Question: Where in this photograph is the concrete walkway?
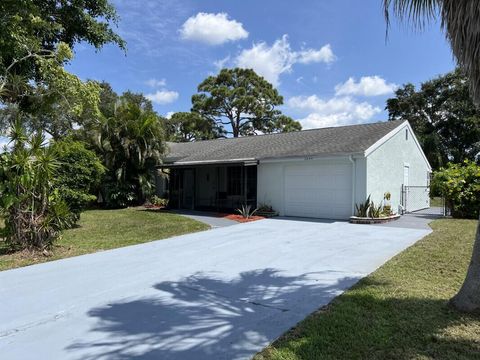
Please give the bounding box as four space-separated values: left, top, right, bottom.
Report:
0 219 430 360
375 208 444 230
171 209 238 228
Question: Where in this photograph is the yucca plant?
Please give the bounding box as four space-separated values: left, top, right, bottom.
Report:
236 204 258 219
355 195 372 217
0 122 75 250
368 203 383 218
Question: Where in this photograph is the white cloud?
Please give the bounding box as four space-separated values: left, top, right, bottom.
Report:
146 78 167 87
180 12 248 45
146 90 179 105
165 111 175 119
234 35 335 86
297 44 336 64
335 76 398 96
213 55 231 70
287 95 381 128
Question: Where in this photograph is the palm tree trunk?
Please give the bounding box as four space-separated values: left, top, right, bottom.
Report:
450 215 480 312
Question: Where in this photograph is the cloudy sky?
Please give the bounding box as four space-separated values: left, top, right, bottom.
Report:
67 0 455 130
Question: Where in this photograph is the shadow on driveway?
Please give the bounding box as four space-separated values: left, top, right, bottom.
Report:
67 269 359 360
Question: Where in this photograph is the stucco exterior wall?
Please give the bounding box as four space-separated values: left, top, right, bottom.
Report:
366 125 430 213
354 157 367 207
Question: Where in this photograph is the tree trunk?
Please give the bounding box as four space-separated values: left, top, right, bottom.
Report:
450 215 480 312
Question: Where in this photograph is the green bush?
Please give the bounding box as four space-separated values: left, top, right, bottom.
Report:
432 160 480 219
52 140 105 220
0 124 75 249
151 195 168 207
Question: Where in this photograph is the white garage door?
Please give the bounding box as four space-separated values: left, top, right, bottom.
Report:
284 162 353 219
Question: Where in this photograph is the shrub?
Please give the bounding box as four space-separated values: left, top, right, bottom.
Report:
432 160 480 219
151 195 168 207
0 124 75 250
52 140 105 220
257 203 275 212
102 180 137 208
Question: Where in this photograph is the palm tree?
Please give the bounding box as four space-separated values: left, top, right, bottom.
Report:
93 99 165 207
384 0 480 312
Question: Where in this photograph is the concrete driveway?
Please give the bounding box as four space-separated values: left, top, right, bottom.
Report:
0 218 430 360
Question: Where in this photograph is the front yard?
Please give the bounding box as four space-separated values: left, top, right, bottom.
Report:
256 218 480 360
0 208 209 271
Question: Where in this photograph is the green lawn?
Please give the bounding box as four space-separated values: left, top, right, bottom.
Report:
0 208 209 271
256 219 480 360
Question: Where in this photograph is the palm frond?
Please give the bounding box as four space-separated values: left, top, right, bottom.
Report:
383 0 441 30
441 0 480 105
384 0 480 105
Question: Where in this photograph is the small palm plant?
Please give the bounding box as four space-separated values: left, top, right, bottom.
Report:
236 203 258 219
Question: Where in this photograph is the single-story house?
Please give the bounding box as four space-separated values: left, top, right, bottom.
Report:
158 120 432 220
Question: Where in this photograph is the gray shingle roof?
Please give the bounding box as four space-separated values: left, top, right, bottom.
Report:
163 120 405 165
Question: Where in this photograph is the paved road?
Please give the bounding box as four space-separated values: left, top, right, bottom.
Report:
0 219 430 360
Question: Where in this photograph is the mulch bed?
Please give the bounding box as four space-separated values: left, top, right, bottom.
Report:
220 214 265 223
143 204 166 210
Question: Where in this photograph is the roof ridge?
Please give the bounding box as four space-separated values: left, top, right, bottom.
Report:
168 120 404 145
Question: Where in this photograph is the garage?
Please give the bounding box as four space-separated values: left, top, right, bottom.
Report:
284 162 353 219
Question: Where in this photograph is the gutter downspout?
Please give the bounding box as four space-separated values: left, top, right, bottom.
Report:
348 155 356 216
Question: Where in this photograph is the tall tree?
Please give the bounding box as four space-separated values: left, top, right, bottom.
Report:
384 0 480 313
192 68 300 137
386 69 480 169
165 112 225 142
263 115 302 134
0 0 124 136
0 0 124 84
88 91 165 207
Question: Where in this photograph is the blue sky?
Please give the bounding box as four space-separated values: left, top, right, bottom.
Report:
67 0 455 129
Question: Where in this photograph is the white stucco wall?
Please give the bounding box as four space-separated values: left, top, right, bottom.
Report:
366 124 431 213
354 157 367 207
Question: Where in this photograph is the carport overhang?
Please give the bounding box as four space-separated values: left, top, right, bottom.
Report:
157 158 259 169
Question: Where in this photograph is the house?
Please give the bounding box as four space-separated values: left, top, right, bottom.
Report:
158 120 432 220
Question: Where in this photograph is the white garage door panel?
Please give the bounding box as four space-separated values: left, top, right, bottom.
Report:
284 163 352 219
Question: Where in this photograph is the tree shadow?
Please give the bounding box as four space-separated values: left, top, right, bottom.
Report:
66 269 361 360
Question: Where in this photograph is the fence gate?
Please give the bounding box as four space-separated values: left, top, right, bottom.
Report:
401 185 448 216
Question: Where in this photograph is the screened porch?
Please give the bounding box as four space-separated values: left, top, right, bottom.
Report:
164 164 257 212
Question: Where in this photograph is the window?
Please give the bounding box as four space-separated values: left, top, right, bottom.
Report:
227 166 242 195
405 129 409 140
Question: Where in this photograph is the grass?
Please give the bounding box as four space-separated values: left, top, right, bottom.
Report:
0 208 209 271
256 218 480 360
